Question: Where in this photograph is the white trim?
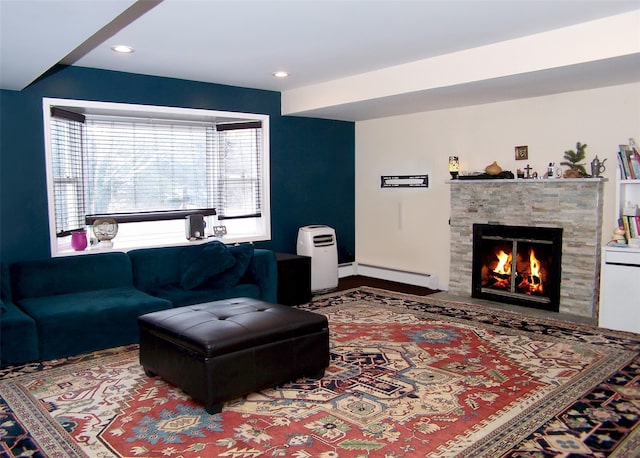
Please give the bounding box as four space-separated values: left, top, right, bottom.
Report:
338 262 356 278
340 262 440 290
42 99 59 255
42 97 271 256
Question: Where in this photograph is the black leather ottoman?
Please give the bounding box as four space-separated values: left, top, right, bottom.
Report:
138 297 330 414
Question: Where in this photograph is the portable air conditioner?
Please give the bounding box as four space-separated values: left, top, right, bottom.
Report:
297 225 338 293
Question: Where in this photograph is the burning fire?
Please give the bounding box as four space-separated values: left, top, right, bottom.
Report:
527 248 543 293
515 247 544 294
529 249 541 281
485 247 546 295
490 250 512 288
493 250 512 275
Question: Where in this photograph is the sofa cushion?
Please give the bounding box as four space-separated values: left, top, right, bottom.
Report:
16 287 172 360
147 283 261 308
129 246 184 291
10 252 133 300
180 241 236 290
206 243 254 289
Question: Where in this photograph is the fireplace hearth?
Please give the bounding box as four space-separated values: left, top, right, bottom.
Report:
472 224 562 312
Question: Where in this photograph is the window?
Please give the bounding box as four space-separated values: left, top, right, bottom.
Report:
43 98 270 255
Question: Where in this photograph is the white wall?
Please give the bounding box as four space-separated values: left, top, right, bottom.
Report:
355 82 640 290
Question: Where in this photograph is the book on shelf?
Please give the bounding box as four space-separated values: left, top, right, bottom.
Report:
632 139 640 179
619 138 640 179
622 216 632 242
620 215 640 242
630 216 639 239
618 144 639 179
618 145 631 178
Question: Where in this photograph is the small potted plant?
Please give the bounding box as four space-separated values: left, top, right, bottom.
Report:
560 142 588 178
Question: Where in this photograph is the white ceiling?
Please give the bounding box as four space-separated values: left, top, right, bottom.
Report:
1 0 639 121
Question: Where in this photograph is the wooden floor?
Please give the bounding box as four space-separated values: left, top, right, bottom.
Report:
334 275 438 296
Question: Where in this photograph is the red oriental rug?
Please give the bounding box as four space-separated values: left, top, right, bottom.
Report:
1 287 639 457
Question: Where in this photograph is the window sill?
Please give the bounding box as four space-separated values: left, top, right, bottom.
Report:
53 216 270 257
55 233 269 257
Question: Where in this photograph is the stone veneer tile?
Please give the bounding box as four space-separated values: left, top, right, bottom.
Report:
448 179 605 318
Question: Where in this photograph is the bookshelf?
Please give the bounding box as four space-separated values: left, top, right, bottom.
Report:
614 140 640 242
599 163 640 333
617 176 640 242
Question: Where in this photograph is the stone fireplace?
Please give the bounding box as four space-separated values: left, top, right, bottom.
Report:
448 178 606 318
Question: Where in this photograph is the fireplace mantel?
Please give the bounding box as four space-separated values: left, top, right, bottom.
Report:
448 178 606 318
446 177 606 185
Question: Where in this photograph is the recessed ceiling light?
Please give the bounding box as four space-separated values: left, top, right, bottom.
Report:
111 45 135 54
272 71 289 78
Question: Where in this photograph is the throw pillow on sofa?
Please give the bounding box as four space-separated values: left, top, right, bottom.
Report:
180 241 236 290
206 243 254 289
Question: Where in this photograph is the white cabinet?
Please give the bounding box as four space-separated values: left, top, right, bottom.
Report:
599 246 640 333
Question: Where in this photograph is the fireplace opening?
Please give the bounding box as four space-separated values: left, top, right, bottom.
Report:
472 224 562 312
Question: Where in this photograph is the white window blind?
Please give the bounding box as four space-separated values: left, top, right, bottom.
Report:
83 118 213 217
49 112 263 234
50 111 85 235
212 122 262 220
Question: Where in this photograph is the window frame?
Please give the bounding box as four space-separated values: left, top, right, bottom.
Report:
42 97 271 256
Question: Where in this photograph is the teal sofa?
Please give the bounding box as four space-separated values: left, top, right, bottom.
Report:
8 252 173 362
128 243 277 307
1 264 39 366
2 242 278 367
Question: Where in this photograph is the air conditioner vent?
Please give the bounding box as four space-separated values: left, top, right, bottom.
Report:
313 234 335 247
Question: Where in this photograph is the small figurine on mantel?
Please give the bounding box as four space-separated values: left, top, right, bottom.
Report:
590 155 607 177
560 142 588 178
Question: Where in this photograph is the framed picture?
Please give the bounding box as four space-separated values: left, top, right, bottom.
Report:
515 145 528 160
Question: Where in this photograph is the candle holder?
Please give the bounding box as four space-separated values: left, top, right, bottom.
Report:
449 156 459 179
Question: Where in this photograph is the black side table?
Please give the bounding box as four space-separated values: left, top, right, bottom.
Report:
275 252 311 306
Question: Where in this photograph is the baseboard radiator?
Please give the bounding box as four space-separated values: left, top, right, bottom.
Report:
338 263 439 290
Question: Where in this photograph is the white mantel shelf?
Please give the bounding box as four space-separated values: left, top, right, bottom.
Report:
446 178 607 184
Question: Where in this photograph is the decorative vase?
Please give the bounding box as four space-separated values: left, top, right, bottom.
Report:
93 218 119 247
485 161 502 175
70 230 87 251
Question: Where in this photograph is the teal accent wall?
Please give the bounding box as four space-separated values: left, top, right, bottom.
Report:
0 66 355 264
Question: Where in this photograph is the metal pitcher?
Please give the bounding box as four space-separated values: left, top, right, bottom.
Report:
590 156 607 177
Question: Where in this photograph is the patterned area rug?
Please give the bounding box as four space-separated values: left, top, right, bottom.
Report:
1 287 639 457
